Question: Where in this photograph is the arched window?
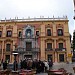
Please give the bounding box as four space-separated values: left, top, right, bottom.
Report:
26 29 32 37
6 30 12 37
57 29 63 36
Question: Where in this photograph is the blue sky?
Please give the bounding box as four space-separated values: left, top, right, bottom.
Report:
0 0 74 37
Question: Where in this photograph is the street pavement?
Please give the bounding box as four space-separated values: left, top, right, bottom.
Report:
36 62 75 75
52 62 75 74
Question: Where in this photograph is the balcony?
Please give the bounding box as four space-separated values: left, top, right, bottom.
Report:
55 48 66 52
45 48 54 52
16 47 40 54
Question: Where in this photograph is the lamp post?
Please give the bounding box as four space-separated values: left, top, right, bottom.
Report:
12 51 18 71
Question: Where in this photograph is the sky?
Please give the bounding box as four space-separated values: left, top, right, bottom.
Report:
0 0 74 37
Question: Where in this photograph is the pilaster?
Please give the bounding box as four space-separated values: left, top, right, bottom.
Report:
40 38 45 61
54 40 58 62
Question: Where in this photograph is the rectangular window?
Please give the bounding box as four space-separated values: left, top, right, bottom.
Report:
57 29 63 36
6 55 10 62
18 31 22 37
0 31 2 37
7 31 12 37
47 43 52 49
47 29 51 36
59 54 64 62
59 43 63 49
6 44 11 51
36 31 39 36
26 42 32 51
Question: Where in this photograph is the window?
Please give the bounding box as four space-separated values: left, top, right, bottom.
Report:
59 43 63 49
6 55 10 62
47 29 51 36
0 31 2 37
57 29 63 36
47 43 52 49
36 31 39 36
6 31 12 37
6 44 11 51
59 54 64 62
18 31 22 37
26 42 32 51
26 29 31 37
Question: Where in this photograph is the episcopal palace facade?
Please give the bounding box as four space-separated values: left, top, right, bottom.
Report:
0 17 71 63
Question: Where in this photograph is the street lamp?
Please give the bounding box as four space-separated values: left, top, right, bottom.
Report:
12 51 18 71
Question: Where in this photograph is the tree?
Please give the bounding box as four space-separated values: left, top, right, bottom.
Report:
73 30 75 57
70 34 72 43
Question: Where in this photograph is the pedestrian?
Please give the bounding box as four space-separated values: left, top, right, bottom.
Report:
20 60 23 69
41 61 45 72
13 60 18 71
48 60 53 69
3 60 7 70
44 60 49 72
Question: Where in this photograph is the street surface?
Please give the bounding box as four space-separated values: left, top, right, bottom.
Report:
36 62 75 75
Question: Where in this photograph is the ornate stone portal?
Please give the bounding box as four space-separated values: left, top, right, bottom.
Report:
17 25 39 60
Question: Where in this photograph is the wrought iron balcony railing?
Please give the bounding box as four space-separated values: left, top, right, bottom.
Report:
16 47 40 53
45 48 54 51
55 48 66 51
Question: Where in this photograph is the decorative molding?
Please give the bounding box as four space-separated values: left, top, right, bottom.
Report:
0 26 3 29
45 24 53 28
56 24 63 28
57 38 65 42
5 39 13 42
6 25 13 29
45 38 54 42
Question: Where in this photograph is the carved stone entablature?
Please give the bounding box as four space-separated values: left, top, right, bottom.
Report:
6 25 13 29
56 24 63 28
45 38 54 42
5 39 13 42
45 24 53 28
0 26 3 30
57 38 65 42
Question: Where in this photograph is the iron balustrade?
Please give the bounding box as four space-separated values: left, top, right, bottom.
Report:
55 48 66 51
16 48 40 54
45 48 54 51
